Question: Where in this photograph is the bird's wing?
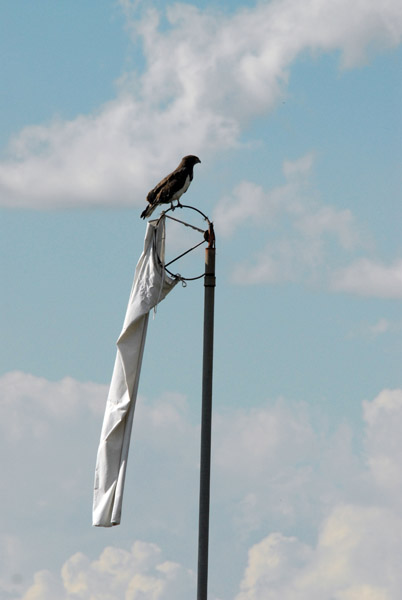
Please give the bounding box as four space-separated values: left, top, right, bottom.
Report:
147 167 189 205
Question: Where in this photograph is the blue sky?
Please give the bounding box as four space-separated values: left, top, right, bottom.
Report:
1 1 402 598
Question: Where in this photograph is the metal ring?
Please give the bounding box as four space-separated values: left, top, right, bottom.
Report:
161 203 211 225
156 204 212 281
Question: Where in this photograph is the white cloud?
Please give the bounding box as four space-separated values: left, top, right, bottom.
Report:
215 154 361 285
295 205 357 251
231 237 322 285
0 372 200 597
214 151 400 293
21 542 195 600
21 570 64 600
235 388 402 599
331 258 402 298
0 97 226 209
0 370 106 442
0 372 198 522
1 0 402 207
0 535 28 600
213 153 314 237
236 504 402 600
349 317 402 339
212 399 367 539
3 372 402 598
368 317 391 336
363 389 402 498
282 154 315 179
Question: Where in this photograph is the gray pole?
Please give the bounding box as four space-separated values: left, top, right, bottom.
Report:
197 224 216 600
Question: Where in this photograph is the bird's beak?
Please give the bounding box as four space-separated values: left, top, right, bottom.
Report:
197 158 201 163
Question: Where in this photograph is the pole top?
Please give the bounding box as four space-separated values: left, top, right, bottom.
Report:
204 222 215 249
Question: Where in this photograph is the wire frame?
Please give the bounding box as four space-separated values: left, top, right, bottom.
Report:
155 204 213 281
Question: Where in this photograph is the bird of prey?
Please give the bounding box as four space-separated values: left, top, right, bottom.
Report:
140 155 201 219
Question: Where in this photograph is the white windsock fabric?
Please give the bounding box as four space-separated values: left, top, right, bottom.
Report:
93 216 178 527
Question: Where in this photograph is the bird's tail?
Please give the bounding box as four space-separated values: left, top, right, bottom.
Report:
140 203 156 219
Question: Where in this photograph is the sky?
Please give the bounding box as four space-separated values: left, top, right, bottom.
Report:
1 0 402 598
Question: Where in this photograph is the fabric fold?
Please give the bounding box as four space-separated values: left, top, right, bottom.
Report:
93 216 178 527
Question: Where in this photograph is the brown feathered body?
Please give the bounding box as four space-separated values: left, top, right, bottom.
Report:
141 155 201 219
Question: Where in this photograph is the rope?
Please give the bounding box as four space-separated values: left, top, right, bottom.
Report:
164 214 206 234
164 267 205 284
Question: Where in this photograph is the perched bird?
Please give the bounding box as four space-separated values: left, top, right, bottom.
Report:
141 155 201 219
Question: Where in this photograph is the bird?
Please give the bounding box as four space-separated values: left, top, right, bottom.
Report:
140 155 201 219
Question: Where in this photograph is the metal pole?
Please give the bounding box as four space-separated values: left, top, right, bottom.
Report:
197 224 216 600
